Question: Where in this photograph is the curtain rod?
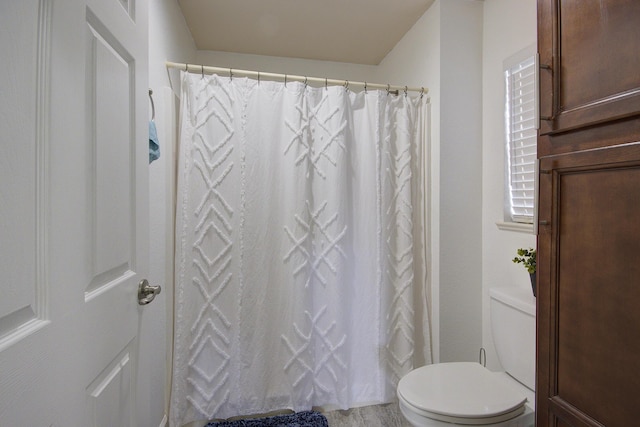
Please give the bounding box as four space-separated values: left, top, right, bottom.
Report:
166 61 428 96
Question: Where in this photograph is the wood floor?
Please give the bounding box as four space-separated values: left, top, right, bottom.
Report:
323 402 411 427
200 402 411 427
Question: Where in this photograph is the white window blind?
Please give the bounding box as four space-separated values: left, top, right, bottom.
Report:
505 54 537 224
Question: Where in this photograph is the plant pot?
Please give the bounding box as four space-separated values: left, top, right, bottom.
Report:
529 272 537 297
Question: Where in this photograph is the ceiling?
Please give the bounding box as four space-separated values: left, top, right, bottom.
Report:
177 0 436 65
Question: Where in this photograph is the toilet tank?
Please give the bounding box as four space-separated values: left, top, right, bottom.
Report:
490 286 536 391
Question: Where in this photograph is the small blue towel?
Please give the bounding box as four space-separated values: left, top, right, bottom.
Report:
149 120 160 164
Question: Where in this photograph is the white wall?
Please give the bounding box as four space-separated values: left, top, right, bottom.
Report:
378 0 484 363
149 0 197 93
378 0 538 370
376 0 442 362
148 0 196 423
195 50 378 85
481 0 537 371
195 0 485 365
152 0 538 381
438 0 484 363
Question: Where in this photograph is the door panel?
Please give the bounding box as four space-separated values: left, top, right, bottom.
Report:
559 0 640 111
537 143 640 427
0 0 153 425
86 12 135 296
86 340 136 427
0 0 50 353
557 165 640 425
538 0 640 136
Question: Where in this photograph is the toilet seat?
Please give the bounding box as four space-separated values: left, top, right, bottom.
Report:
397 362 528 425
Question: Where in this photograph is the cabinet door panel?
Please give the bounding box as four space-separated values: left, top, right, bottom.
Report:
537 143 640 427
538 0 640 136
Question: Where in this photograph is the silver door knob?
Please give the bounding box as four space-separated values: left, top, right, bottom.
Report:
138 279 161 305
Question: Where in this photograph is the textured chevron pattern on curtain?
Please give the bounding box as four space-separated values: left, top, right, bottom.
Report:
170 72 431 427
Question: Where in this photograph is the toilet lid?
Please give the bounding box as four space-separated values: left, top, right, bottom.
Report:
397 362 527 422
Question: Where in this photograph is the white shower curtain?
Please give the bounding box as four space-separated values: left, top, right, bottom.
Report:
170 72 430 426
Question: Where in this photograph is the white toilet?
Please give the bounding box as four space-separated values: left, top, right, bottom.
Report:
397 286 536 426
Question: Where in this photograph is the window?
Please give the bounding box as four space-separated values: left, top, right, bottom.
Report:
504 46 537 225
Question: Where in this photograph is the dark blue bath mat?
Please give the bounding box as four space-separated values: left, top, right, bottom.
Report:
205 410 328 427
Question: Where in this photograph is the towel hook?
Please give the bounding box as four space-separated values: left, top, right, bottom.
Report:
479 347 487 367
148 89 155 121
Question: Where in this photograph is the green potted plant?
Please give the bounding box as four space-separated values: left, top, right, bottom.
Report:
513 248 536 297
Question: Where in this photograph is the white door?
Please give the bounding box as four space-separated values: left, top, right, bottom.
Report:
0 0 162 425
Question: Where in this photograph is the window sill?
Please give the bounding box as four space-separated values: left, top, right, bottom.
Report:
496 221 534 234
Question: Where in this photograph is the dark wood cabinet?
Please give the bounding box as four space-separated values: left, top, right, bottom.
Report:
537 0 640 140
536 1 640 426
537 144 640 427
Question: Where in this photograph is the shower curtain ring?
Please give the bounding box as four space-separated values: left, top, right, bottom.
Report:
258 71 261 85
304 76 308 87
201 65 204 79
325 78 328 91
364 82 368 93
404 86 408 97
344 80 349 91
284 75 288 87
184 63 188 72
420 87 425 99
386 84 390 95
229 68 233 81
